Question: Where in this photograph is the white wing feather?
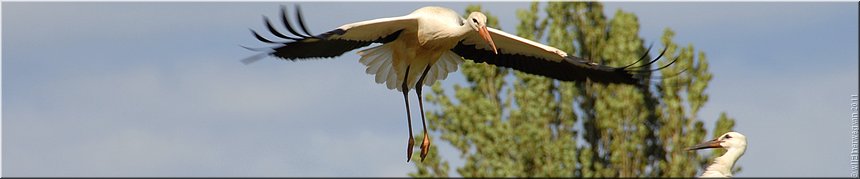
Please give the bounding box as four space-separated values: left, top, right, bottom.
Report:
327 16 418 42
460 27 567 62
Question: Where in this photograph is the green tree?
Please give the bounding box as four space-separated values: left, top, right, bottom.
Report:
411 2 738 177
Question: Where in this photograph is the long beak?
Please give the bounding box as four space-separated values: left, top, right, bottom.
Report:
687 138 723 151
478 26 498 54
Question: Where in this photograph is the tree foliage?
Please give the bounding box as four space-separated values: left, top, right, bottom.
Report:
410 2 738 177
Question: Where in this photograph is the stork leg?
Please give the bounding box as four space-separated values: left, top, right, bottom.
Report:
415 64 432 161
401 66 415 162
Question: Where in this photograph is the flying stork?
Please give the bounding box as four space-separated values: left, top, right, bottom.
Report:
243 5 674 162
688 132 748 177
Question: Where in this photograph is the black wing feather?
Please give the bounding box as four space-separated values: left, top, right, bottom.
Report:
246 7 403 61
452 43 655 85
280 5 310 38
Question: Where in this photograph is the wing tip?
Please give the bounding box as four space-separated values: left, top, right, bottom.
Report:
240 53 270 65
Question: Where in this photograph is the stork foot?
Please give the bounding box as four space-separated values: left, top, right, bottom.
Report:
420 133 430 161
407 136 415 162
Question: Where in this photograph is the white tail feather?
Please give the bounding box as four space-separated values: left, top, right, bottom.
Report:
376 60 393 84
425 50 462 86
359 46 463 91
366 56 386 75
386 63 399 90
358 45 399 90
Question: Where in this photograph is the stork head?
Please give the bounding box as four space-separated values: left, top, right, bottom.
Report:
688 132 747 151
466 12 497 54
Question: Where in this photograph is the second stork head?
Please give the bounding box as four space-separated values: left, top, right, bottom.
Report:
688 132 747 151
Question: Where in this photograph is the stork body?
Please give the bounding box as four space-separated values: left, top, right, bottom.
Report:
688 132 748 178
354 7 498 161
356 7 497 93
370 7 462 91
245 5 672 162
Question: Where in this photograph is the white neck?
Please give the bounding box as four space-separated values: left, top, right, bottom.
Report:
454 22 474 39
702 147 746 177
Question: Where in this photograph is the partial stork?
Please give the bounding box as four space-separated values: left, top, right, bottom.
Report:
688 132 748 177
243 5 674 162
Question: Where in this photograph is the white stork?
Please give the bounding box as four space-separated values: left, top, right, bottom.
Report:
244 5 673 162
688 132 748 178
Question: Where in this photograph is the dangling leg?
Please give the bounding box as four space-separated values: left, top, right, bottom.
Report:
401 66 415 162
415 64 433 161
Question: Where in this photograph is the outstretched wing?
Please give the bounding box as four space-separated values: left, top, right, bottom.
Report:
243 6 418 64
453 27 672 85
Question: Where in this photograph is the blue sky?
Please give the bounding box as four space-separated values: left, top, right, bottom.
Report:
2 1 858 177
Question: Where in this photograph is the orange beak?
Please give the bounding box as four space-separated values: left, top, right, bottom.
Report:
687 138 723 151
478 26 498 54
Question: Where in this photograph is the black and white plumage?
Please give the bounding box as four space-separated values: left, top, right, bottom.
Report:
243 5 673 162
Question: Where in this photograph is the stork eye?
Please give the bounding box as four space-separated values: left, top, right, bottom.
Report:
472 18 478 24
724 134 732 139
